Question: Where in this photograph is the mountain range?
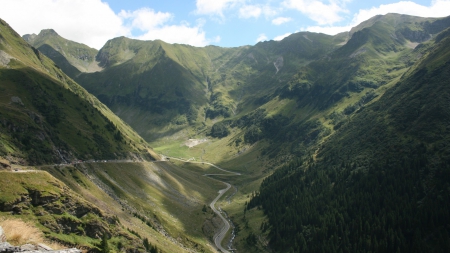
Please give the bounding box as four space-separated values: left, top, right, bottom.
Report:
0 12 449 253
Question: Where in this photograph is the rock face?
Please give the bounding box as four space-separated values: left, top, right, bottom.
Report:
0 226 81 253
0 172 118 246
0 158 10 170
0 50 15 68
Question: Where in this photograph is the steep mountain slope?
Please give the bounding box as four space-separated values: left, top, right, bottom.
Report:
26 31 343 141
0 19 157 164
0 170 148 252
224 14 450 159
247 23 450 253
75 37 213 139
1 19 221 253
41 161 228 253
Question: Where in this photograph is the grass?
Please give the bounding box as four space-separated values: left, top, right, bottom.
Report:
43 162 230 252
0 218 64 249
0 171 61 205
0 170 146 252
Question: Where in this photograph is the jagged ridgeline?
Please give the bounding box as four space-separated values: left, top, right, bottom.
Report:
0 19 158 164
248 17 450 252
25 27 345 141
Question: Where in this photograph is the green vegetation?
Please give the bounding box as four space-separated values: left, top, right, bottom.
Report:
0 18 156 164
28 27 344 143
7 13 450 253
0 171 144 251
42 161 228 253
247 20 450 252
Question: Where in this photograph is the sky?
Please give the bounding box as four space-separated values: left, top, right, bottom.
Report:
1 0 450 49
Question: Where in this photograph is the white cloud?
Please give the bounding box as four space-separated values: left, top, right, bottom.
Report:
119 8 211 46
274 32 292 41
0 0 126 49
272 17 292 25
136 24 210 46
119 8 172 31
195 0 242 17
302 25 352 35
239 5 262 19
212 36 222 43
262 5 279 17
256 33 268 42
0 0 214 49
239 4 279 19
283 0 349 25
350 0 450 26
301 0 450 35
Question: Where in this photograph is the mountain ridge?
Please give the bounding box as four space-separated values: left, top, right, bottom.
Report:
0 18 157 164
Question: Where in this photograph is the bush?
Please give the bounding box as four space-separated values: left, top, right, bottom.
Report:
209 122 229 138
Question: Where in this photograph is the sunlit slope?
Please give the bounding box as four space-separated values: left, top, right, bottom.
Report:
0 19 157 164
43 161 229 253
0 169 150 251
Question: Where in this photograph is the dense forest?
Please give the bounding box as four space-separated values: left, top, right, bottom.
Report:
248 152 450 252
248 25 450 253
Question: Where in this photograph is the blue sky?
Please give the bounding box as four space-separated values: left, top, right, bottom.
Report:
1 0 450 49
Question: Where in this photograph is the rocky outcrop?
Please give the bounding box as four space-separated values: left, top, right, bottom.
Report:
398 27 431 42
0 158 10 170
0 175 115 240
273 56 284 74
0 50 15 68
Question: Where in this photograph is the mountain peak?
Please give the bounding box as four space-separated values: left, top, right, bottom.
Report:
39 28 59 36
22 33 37 43
23 29 60 44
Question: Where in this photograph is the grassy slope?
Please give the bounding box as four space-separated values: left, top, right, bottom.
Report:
0 170 145 251
1 160 235 252
319 26 450 166
0 18 157 164
42 161 229 253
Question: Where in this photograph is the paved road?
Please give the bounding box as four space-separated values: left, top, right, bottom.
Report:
210 182 232 253
162 156 240 176
6 156 238 252
164 156 239 253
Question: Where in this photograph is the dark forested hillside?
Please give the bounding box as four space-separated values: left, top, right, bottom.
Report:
248 27 450 253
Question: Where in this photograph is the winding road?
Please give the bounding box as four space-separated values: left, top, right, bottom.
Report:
164 156 240 253
6 156 239 252
210 181 232 253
